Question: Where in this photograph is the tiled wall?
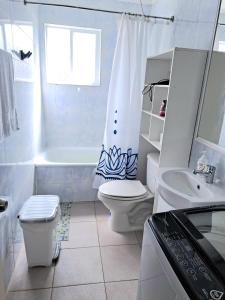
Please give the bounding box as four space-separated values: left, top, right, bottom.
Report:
190 140 225 185
39 0 151 149
0 0 41 288
38 0 220 149
148 0 220 176
148 0 219 56
35 165 97 202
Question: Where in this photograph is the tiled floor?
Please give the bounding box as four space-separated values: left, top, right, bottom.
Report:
7 202 143 300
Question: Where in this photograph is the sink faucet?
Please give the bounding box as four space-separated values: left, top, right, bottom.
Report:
193 165 216 184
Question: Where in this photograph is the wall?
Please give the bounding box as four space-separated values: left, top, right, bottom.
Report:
38 0 151 149
189 3 225 179
145 0 220 182
38 0 220 150
148 0 219 57
0 0 41 288
190 140 225 184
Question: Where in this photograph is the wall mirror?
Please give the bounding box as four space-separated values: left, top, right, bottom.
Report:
197 0 225 148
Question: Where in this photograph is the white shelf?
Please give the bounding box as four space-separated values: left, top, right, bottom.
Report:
153 85 169 89
149 140 161 151
141 134 161 151
142 110 151 116
142 110 165 121
138 48 207 183
141 133 151 143
148 152 160 165
148 49 173 60
151 113 165 121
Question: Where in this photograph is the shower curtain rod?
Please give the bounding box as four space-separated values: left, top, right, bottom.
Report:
23 0 175 22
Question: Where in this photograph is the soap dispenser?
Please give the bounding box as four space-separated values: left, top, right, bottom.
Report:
197 151 208 171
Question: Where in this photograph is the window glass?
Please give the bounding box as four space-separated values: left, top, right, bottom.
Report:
46 26 71 84
45 24 101 86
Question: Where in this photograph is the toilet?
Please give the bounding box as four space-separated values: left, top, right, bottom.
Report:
98 153 157 232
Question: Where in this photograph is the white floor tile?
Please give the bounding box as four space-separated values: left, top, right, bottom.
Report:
8 249 54 291
70 202 95 222
61 222 99 248
135 231 143 245
54 248 104 287
7 289 51 300
52 283 106 300
97 220 138 246
105 280 138 300
95 202 110 221
101 245 141 282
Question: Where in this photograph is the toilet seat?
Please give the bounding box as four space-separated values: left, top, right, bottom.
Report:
99 180 147 199
98 190 151 202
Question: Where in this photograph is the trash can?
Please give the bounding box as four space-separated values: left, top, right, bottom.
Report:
18 195 61 267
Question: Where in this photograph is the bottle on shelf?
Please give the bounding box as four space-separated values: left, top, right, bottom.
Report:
159 100 167 117
197 151 208 171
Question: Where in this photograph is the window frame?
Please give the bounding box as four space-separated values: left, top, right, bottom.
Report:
44 23 101 86
0 21 34 82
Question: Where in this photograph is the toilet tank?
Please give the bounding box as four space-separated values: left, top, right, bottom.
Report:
147 153 159 194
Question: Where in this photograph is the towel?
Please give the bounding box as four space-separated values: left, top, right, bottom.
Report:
0 49 19 139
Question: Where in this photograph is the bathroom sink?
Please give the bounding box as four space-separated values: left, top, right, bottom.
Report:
158 168 225 209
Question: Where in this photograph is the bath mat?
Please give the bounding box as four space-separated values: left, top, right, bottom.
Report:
56 202 72 241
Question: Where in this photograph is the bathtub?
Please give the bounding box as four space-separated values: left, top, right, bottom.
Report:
34 147 101 202
35 147 100 165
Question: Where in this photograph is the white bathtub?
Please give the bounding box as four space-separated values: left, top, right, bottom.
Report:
35 147 100 166
34 147 100 202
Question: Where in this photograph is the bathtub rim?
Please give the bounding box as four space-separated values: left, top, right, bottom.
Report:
34 147 100 166
34 161 98 167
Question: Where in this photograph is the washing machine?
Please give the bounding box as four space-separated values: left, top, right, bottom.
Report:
138 205 225 300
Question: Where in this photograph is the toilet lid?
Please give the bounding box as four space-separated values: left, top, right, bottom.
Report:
98 191 151 201
19 195 59 223
99 180 147 198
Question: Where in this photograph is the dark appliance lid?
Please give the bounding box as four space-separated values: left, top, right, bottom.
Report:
150 205 225 300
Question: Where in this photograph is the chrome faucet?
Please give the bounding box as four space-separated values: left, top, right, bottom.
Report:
193 165 216 184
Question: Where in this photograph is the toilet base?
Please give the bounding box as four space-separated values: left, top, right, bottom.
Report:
110 212 144 232
98 187 154 233
104 197 153 232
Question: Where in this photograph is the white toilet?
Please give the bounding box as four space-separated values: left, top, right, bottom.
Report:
98 154 158 232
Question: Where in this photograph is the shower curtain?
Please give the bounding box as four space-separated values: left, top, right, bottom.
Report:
94 14 151 187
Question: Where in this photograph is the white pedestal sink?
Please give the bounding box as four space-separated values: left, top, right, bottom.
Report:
155 168 225 212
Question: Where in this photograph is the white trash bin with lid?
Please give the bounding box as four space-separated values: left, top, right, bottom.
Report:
18 195 61 267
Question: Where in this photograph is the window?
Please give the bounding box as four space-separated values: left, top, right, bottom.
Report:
45 24 101 86
1 23 34 81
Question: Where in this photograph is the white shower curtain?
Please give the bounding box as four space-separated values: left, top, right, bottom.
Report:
94 14 151 187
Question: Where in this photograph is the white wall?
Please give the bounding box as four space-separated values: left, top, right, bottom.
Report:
0 0 41 287
148 0 219 56
38 0 152 149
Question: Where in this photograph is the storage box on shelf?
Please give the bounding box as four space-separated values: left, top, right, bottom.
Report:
137 47 207 184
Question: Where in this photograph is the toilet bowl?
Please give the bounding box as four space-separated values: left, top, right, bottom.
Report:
98 180 153 232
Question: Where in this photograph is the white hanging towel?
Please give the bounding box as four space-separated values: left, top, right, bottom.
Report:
0 49 19 139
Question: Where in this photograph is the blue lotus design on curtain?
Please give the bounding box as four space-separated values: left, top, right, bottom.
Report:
96 145 138 180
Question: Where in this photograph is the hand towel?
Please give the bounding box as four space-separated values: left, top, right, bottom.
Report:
0 49 19 139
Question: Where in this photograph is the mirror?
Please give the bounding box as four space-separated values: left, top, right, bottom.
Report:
198 0 225 147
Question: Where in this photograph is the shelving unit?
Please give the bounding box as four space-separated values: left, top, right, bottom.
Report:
137 47 208 183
